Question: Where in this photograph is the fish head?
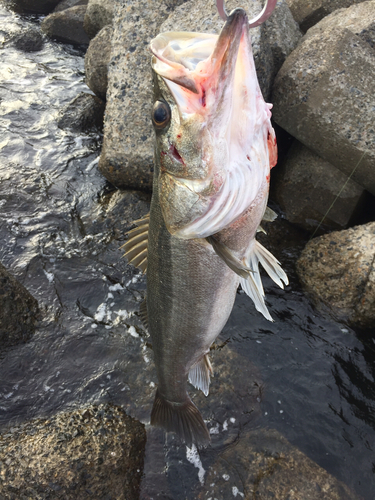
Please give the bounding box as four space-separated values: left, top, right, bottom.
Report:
150 8 277 238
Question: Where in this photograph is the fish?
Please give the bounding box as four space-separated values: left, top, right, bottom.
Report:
123 7 288 447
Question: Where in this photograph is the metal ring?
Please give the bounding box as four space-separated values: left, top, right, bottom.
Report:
216 0 278 27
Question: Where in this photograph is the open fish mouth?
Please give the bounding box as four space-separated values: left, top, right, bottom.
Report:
150 9 275 238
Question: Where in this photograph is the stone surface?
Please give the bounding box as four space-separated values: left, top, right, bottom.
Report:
0 404 146 500
54 0 88 12
100 0 301 190
57 92 105 132
10 27 45 52
85 25 112 100
5 0 61 13
286 0 369 31
0 262 39 350
274 140 366 232
41 5 90 46
198 427 360 499
296 221 375 328
83 0 115 39
272 1 375 195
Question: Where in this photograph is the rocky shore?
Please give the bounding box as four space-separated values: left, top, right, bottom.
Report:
1 0 374 498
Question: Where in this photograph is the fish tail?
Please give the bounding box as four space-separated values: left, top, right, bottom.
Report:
151 389 210 447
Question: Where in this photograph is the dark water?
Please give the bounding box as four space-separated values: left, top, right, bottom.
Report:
0 5 374 500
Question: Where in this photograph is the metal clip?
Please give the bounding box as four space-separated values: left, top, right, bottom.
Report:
216 0 277 27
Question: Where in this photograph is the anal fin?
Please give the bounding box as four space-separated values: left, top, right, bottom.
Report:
188 354 212 397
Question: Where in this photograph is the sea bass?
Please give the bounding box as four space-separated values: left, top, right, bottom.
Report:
124 7 288 447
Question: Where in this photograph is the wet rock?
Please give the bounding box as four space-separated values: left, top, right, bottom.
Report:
41 5 90 46
10 27 45 52
85 25 112 100
274 140 366 232
272 1 375 196
54 0 88 12
286 0 369 32
99 0 188 191
0 404 146 500
57 92 105 133
0 262 39 349
83 0 115 39
5 0 61 14
296 222 375 328
198 427 360 499
100 0 300 191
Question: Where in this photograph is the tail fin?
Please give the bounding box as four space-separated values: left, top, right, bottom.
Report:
151 389 210 447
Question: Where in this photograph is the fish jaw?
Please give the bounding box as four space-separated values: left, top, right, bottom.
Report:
150 8 276 239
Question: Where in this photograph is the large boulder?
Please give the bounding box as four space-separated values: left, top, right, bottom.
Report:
57 92 106 133
0 404 146 500
54 0 88 12
274 140 366 232
5 0 61 13
41 5 90 46
100 0 301 190
272 1 375 196
198 428 360 499
83 0 115 39
0 262 39 350
296 222 375 328
85 25 113 100
286 0 370 32
10 27 45 52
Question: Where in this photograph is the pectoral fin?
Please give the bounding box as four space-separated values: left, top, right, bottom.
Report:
206 235 252 279
121 214 149 273
188 354 213 397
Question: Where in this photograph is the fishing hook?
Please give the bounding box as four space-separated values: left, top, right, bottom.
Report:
216 0 278 27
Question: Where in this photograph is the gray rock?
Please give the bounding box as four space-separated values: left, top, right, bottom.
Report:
99 0 189 191
0 262 39 350
5 0 61 13
11 27 45 52
41 5 90 46
272 1 375 196
198 427 360 499
286 0 370 32
83 0 115 39
296 221 375 328
85 25 113 100
0 404 146 500
57 92 105 133
100 0 301 190
274 140 366 232
54 0 88 12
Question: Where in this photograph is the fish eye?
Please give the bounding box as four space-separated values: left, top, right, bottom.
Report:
152 100 171 129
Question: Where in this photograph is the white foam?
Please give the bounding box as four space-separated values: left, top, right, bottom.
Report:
186 444 205 485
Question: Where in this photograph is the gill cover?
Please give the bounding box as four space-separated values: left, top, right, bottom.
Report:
150 8 277 239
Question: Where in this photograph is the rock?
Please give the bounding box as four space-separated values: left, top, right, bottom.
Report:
41 5 90 46
296 222 375 328
5 0 61 13
83 0 115 39
274 140 366 232
85 25 112 100
272 1 375 196
100 0 301 190
198 427 360 499
57 92 105 133
99 0 189 191
10 27 45 52
54 0 88 12
286 0 369 32
0 262 39 349
0 404 146 500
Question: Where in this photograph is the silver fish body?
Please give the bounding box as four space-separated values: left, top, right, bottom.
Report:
124 8 288 446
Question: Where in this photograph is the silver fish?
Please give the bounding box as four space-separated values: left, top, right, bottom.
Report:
124 6 288 446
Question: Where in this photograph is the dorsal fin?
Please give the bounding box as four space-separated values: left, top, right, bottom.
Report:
121 214 149 273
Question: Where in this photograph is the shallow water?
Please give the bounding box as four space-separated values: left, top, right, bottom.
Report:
0 6 374 500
